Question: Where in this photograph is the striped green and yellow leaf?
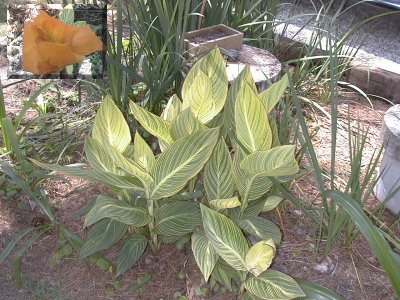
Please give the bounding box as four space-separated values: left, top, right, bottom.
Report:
117 235 147 276
209 197 241 210
235 83 272 153
200 204 249 271
162 94 182 122
204 138 234 200
133 132 155 172
80 218 127 258
244 270 305 300
258 74 288 114
84 195 152 227
92 95 131 153
170 108 205 140
240 145 299 178
191 230 219 281
129 101 173 145
235 216 281 244
150 128 219 200
155 201 201 236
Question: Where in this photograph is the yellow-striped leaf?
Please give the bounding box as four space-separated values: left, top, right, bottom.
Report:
235 83 272 153
209 197 241 210
155 201 201 236
129 101 173 145
245 239 276 276
200 204 249 271
117 235 147 276
162 94 182 122
262 196 283 212
170 108 205 140
204 138 234 200
224 66 257 135
183 72 215 124
240 145 299 178
85 137 153 185
80 219 127 258
92 95 131 153
84 195 151 227
133 132 155 172
150 128 219 200
182 48 228 123
258 74 288 114
235 216 281 244
244 270 305 299
191 230 219 281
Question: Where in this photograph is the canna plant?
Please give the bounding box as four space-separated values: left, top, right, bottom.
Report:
32 49 342 299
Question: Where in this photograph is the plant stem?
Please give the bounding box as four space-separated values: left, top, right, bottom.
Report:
146 189 160 253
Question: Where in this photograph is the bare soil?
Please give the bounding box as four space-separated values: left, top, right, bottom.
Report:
0 49 399 299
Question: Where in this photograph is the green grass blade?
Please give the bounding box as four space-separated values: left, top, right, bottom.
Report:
325 190 400 297
0 227 34 263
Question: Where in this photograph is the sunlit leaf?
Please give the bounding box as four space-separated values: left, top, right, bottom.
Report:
133 132 155 172
258 74 288 114
245 239 276 276
170 108 205 140
191 230 219 281
209 197 241 210
235 216 281 244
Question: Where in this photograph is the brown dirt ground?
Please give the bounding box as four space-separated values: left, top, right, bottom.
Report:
0 46 399 299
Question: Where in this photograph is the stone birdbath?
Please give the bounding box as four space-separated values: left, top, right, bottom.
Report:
375 104 400 214
185 24 281 91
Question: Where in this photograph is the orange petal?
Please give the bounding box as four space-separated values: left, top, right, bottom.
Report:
22 22 59 74
36 41 85 70
70 25 104 55
33 10 79 43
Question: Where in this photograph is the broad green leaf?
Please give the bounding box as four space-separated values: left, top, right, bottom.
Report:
183 72 215 124
30 159 144 191
224 66 257 136
235 216 281 244
325 190 400 297
80 219 127 258
129 101 173 145
229 197 269 219
258 74 288 114
182 48 228 120
155 201 201 236
92 95 131 153
85 137 153 185
269 117 281 148
84 195 151 227
170 108 205 140
209 197 241 210
233 148 273 205
262 196 283 212
245 239 276 276
241 145 299 178
191 230 219 281
295 279 344 300
211 258 245 291
58 4 74 24
235 83 272 153
133 132 155 172
244 270 305 300
150 128 219 200
200 204 249 271
161 94 182 122
204 138 234 201
117 235 148 276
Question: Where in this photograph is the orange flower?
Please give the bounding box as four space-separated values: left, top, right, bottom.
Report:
23 10 104 74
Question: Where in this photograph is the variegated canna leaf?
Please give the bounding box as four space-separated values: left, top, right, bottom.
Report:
182 48 228 123
204 138 234 200
84 195 152 227
244 270 305 300
117 235 147 276
129 101 173 145
92 95 131 153
235 216 281 244
133 132 155 172
240 145 299 178
235 83 272 153
200 204 249 271
209 197 241 210
258 74 288 114
245 239 276 276
191 230 219 281
170 108 205 140
150 128 219 200
162 94 182 122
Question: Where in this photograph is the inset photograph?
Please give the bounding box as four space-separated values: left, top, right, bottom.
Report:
7 4 106 79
